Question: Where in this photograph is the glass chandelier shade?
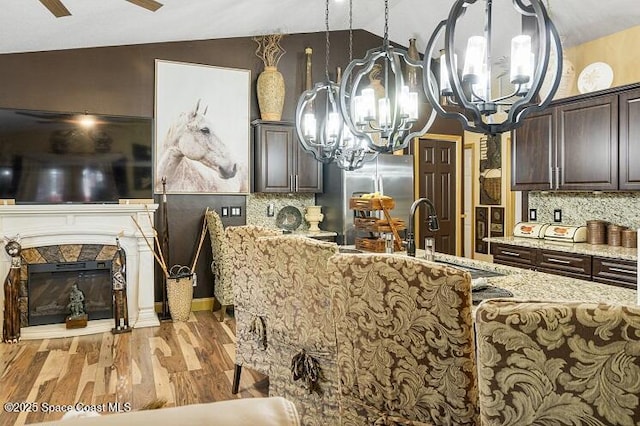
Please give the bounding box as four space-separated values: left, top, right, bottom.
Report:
423 0 563 135
294 0 378 170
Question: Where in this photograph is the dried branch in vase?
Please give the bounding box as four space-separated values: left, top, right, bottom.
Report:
254 34 286 68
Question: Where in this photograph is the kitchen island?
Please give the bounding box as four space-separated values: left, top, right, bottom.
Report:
340 247 637 306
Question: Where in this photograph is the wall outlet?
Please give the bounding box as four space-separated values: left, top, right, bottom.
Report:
230 206 242 217
221 206 229 217
267 203 275 217
529 208 537 221
553 209 562 223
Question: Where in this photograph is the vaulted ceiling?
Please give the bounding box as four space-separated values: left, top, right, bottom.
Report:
1 0 638 55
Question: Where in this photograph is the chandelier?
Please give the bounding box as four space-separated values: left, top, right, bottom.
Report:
338 0 436 153
423 0 563 135
295 0 377 170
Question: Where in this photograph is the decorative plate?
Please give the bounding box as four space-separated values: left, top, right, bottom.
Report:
276 206 302 231
577 62 614 94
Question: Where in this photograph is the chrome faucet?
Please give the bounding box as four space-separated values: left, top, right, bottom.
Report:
406 197 440 257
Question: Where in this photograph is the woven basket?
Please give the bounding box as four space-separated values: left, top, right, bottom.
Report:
167 276 194 322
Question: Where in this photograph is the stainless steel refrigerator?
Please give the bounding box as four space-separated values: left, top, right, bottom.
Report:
317 154 414 245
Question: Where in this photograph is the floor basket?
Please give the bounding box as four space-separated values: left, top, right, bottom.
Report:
167 275 194 321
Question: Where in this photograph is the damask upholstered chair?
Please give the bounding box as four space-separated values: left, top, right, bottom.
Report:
226 225 281 394
475 299 640 426
205 210 233 321
328 253 479 426
256 235 340 426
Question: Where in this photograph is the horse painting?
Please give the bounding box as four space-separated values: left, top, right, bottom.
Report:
156 100 247 193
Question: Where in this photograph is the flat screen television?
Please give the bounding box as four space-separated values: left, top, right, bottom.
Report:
0 108 153 203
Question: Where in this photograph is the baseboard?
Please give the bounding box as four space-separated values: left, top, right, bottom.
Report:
154 297 215 313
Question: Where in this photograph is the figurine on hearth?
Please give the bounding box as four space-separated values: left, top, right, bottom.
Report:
112 236 130 334
66 282 88 329
2 236 21 344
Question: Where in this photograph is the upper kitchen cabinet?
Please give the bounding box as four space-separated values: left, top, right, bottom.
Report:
619 87 640 190
511 109 554 190
555 94 618 190
511 83 640 191
253 120 322 193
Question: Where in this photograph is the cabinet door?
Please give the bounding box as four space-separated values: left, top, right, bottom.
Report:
619 88 640 190
293 141 323 192
556 95 618 190
511 109 554 190
254 123 294 192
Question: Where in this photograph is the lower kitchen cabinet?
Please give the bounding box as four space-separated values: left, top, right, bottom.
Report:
491 243 636 289
592 257 637 289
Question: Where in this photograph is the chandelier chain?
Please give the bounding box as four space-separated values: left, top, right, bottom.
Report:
383 0 389 47
348 0 353 62
325 0 330 81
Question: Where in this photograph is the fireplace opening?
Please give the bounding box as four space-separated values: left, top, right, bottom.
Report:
27 260 113 326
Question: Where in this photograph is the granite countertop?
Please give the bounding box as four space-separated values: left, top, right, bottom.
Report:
338 246 637 306
486 236 638 261
289 230 337 238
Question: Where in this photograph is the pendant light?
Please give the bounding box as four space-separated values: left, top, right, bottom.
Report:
338 0 437 153
423 0 563 135
295 0 377 170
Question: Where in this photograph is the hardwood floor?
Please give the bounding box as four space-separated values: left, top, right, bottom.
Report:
0 311 267 425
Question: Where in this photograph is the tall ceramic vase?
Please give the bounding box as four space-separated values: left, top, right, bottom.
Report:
257 66 285 121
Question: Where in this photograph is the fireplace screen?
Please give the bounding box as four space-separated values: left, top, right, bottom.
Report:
28 260 113 326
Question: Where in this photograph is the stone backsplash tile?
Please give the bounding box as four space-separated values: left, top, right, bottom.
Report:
529 192 640 228
246 193 316 231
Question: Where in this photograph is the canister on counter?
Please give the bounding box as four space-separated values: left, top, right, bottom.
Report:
621 229 637 248
586 220 607 245
607 224 624 246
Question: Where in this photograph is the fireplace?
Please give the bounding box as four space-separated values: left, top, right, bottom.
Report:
0 203 159 339
28 260 113 326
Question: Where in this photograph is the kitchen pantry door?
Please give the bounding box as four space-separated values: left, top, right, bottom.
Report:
414 134 463 256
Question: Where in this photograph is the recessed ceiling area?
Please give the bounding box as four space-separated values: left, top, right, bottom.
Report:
0 0 638 54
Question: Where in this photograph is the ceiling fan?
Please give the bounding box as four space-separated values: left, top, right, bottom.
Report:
38 0 163 18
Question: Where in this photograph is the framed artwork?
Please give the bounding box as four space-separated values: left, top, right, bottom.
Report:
154 59 251 194
475 206 489 254
479 134 502 205
490 206 505 237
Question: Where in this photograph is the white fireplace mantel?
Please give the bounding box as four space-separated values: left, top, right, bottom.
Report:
0 203 160 339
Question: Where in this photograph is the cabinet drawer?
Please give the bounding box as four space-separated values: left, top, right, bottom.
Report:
491 244 536 269
592 257 637 289
537 249 591 280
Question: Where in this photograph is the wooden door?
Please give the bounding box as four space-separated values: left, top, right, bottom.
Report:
619 88 640 190
556 94 618 190
511 109 554 190
253 121 294 192
416 137 457 255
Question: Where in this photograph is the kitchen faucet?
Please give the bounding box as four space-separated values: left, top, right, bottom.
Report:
406 197 440 257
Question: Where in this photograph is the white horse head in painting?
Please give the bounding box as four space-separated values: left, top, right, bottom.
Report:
156 100 246 193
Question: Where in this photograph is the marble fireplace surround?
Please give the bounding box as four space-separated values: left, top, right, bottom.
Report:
0 204 160 339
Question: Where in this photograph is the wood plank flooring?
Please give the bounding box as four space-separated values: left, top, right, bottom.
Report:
0 311 267 425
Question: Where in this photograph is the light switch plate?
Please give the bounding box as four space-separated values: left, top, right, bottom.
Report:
230 206 242 217
267 203 275 217
553 209 562 223
529 208 537 221
221 206 229 217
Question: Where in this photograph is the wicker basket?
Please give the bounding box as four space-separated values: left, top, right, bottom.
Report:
349 196 395 211
167 275 194 321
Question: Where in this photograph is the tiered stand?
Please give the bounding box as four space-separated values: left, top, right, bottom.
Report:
349 196 406 252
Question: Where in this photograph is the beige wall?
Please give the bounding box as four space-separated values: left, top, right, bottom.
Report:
564 25 640 97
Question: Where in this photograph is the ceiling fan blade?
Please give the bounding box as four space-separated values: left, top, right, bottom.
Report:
125 0 164 12
38 0 71 17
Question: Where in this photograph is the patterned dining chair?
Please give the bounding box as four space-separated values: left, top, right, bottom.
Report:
475 299 640 426
328 253 479 426
205 210 233 321
257 235 340 426
226 225 281 394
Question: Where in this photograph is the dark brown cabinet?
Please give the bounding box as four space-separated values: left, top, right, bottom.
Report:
492 243 636 289
619 88 640 190
511 84 640 191
253 120 322 193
